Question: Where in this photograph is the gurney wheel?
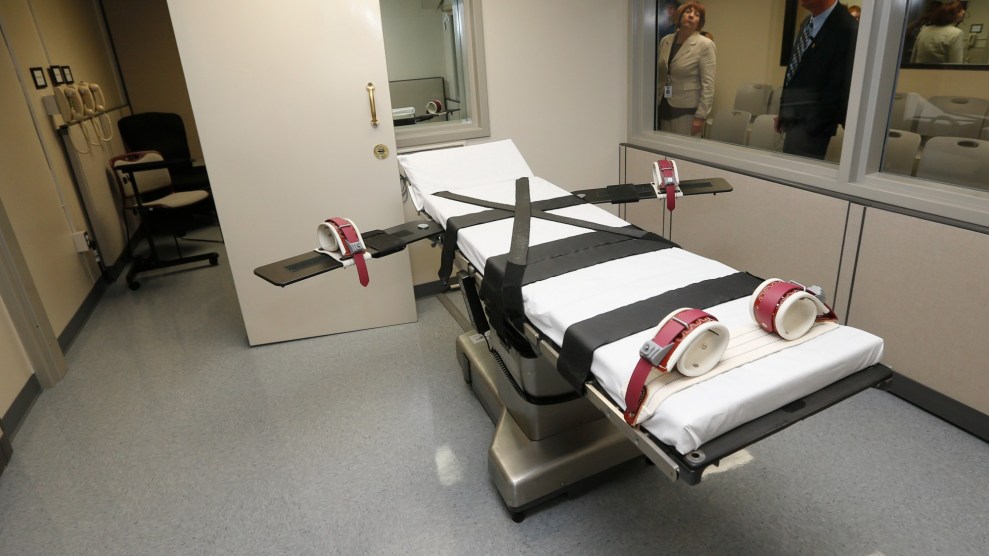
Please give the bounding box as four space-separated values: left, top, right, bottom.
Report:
128 280 140 291
510 511 525 524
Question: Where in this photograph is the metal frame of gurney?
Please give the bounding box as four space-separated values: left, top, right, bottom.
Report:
255 171 893 523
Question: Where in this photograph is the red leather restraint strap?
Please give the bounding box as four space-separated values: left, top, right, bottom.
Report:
657 159 678 212
327 217 369 287
624 308 714 425
753 280 836 335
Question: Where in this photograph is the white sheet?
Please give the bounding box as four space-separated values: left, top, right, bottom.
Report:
399 146 884 454
398 139 534 211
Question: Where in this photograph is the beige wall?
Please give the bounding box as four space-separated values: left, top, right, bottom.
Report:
101 0 203 163
480 0 628 190
851 208 989 413
0 3 99 336
700 0 788 120
0 0 131 423
624 151 848 297
0 297 33 417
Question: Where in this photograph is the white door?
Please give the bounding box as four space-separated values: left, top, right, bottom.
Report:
167 0 416 345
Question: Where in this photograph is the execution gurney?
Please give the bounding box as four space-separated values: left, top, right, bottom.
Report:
255 140 891 522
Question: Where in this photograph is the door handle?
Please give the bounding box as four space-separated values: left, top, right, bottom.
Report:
366 82 378 128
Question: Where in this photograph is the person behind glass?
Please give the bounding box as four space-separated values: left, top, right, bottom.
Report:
911 1 967 64
776 0 857 160
657 2 715 137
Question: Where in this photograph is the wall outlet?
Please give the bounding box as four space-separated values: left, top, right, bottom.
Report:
71 231 90 253
42 94 59 116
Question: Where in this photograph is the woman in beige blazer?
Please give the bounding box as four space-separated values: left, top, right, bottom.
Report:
657 2 716 136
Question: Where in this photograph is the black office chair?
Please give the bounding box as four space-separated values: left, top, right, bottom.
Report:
118 112 210 192
110 151 219 290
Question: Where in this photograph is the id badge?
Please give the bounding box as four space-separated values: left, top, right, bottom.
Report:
663 85 673 98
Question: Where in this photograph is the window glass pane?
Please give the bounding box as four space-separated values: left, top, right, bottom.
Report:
884 0 989 191
653 0 862 163
380 0 490 148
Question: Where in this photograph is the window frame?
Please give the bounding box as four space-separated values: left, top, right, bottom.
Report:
626 0 989 230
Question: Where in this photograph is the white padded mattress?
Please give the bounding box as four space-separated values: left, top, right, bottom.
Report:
399 142 884 453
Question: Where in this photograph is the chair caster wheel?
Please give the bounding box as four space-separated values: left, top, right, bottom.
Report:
209 255 219 266
128 281 140 291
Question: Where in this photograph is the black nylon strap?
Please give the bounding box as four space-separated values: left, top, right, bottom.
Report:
436 194 583 283
482 231 677 301
436 190 657 240
502 178 532 326
435 189 665 283
556 272 763 392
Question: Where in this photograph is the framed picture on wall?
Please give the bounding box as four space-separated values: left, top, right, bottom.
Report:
30 67 47 89
61 66 74 84
48 65 64 85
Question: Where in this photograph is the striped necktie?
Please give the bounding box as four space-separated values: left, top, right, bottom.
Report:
785 18 814 86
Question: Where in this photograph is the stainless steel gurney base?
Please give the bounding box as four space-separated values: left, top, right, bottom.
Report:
456 332 642 520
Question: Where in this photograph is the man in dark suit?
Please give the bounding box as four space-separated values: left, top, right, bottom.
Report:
776 0 858 159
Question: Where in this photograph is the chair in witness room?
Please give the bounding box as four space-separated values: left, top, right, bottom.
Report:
734 83 773 120
890 92 912 132
824 125 844 163
747 114 784 152
118 112 210 192
110 151 219 290
882 129 922 176
707 109 751 145
768 86 782 115
915 137 989 191
918 96 989 139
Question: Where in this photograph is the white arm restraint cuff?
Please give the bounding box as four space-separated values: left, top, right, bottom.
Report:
625 307 730 424
652 159 683 212
750 278 837 340
316 217 370 287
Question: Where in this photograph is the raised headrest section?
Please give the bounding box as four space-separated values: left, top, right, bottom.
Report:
397 139 534 197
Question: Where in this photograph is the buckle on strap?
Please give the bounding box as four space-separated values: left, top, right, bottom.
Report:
639 340 674 367
345 238 365 253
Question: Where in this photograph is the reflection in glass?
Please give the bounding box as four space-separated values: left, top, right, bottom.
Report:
655 2 716 137
903 0 989 66
910 1 967 64
648 1 862 164
380 0 468 127
883 1 989 191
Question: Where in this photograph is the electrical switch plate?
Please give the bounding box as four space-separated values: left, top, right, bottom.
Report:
71 231 90 253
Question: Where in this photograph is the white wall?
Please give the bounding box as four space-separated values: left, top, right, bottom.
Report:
479 0 628 190
381 0 451 83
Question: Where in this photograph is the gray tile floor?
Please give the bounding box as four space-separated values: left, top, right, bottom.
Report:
1 233 988 555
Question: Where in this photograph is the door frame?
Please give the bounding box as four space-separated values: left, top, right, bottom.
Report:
0 195 66 388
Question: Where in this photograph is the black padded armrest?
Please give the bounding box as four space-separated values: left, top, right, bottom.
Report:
115 157 195 174
253 220 443 287
573 178 732 204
